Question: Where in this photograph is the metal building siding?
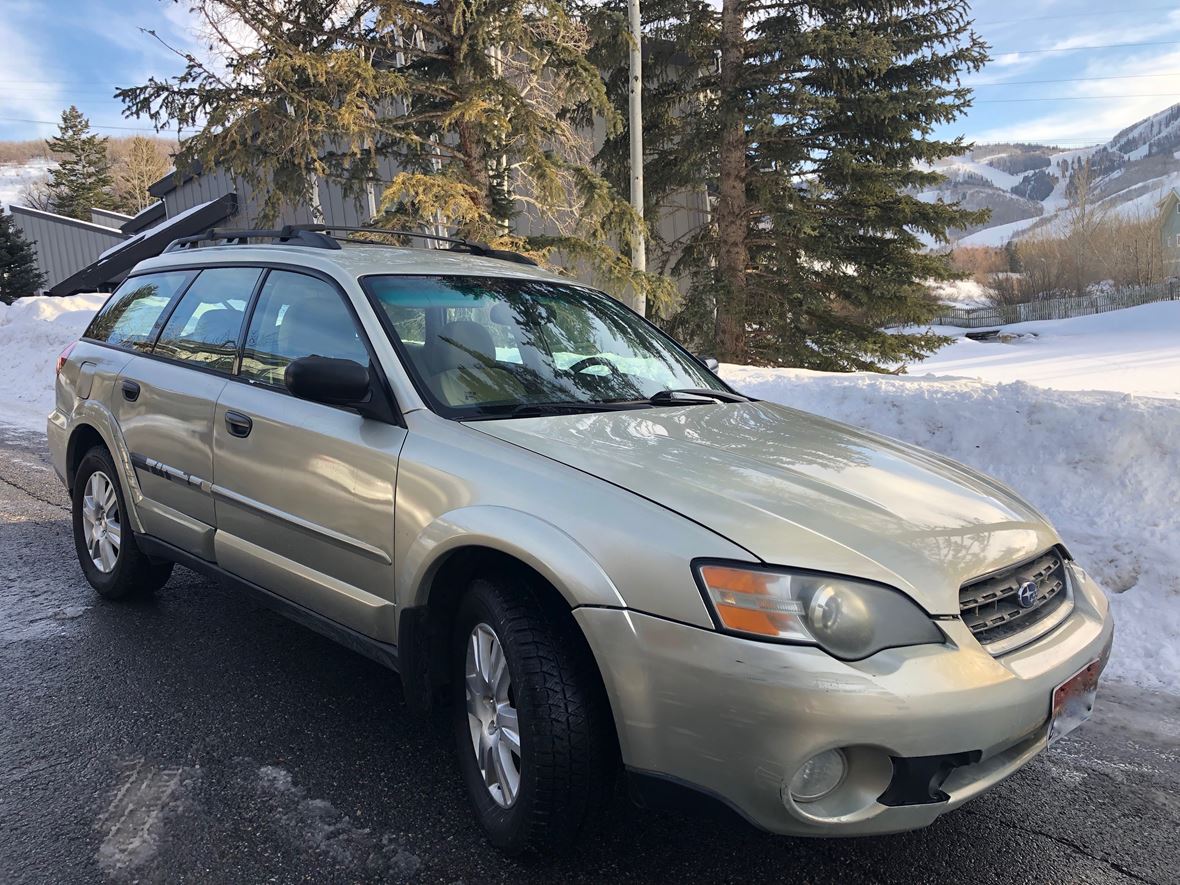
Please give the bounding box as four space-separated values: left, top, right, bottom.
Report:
152 147 709 264
8 207 126 291
166 168 327 228
90 208 132 229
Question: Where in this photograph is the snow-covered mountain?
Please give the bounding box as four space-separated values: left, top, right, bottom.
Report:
921 103 1180 247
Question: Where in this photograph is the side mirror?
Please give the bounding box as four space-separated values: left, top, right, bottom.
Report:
285 356 372 407
699 355 720 372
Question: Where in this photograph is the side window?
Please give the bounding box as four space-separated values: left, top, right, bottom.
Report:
84 272 192 351
239 271 368 387
153 267 261 373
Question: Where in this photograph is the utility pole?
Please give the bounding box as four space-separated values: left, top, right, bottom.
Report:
628 0 646 316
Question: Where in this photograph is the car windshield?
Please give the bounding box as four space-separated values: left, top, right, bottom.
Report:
363 274 728 418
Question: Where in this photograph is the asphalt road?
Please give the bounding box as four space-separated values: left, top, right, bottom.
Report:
2 423 1178 885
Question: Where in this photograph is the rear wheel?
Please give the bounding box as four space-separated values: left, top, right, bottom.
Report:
450 572 616 855
72 446 172 599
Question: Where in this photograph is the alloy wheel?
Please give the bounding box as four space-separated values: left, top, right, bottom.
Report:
465 622 522 807
81 471 121 573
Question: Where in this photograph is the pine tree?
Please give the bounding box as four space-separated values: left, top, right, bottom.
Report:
735 0 990 370
594 0 988 368
0 212 46 303
113 136 171 214
118 0 674 310
45 106 116 220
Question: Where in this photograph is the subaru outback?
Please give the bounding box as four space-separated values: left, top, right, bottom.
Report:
49 224 1114 854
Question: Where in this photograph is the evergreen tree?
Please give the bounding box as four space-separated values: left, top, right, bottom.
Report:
737 0 990 370
593 0 988 368
0 212 46 303
118 0 674 310
45 106 116 220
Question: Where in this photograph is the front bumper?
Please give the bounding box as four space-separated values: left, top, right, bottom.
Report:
575 568 1114 836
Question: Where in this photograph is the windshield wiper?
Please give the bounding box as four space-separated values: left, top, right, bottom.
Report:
463 400 644 421
647 388 752 405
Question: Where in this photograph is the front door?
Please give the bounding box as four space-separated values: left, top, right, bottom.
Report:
211 269 406 642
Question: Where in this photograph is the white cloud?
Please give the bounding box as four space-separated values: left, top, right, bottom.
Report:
968 45 1180 145
0 17 64 137
1041 10 1180 53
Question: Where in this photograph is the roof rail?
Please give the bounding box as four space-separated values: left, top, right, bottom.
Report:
164 225 342 252
162 222 540 266
313 224 540 266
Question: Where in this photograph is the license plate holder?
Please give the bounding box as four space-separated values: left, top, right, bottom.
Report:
1048 658 1102 745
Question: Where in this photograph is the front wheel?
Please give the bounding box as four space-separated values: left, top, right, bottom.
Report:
72 446 172 599
450 573 616 855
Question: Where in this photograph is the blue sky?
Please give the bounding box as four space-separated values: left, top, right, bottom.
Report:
1 0 1179 147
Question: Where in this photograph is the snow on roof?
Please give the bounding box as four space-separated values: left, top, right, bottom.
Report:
97 198 224 260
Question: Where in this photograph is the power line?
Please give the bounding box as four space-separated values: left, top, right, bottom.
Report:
971 71 1180 88
0 116 164 133
974 93 1180 103
976 6 1180 26
996 40 1180 55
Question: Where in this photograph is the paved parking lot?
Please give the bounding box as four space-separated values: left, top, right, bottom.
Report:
2 423 1178 884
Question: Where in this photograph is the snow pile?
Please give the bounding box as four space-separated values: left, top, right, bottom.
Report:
927 278 995 308
914 301 1180 399
0 293 108 429
722 366 1180 693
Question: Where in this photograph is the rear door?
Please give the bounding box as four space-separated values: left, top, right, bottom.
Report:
211 269 406 642
114 266 263 558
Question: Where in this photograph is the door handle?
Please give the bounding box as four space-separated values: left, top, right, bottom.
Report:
121 380 141 402
224 410 253 438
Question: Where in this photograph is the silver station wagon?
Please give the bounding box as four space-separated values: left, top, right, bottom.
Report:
49 225 1114 855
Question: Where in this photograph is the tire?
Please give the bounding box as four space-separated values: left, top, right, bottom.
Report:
72 446 172 600
450 572 616 855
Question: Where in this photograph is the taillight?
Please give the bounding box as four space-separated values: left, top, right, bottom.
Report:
56 342 77 376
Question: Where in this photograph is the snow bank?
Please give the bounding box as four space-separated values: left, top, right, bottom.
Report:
0 293 108 430
915 300 1180 400
722 366 1180 693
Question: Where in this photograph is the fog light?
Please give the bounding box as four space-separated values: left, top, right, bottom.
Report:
789 749 847 803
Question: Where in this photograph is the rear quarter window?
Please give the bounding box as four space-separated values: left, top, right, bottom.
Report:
84 271 193 352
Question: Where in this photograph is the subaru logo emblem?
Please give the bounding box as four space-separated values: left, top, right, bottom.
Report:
1017 581 1039 608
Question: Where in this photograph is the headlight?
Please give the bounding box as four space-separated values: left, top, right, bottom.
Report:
694 562 944 660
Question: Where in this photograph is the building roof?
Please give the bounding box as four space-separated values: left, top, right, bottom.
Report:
121 200 167 234
148 162 201 198
8 204 130 238
48 193 238 296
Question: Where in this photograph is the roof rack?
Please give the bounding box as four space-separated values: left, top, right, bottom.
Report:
321 225 540 266
164 225 342 252
163 223 540 266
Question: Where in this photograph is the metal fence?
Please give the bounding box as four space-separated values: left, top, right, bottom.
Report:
932 281 1180 329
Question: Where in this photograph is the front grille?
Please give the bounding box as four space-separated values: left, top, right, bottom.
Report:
959 550 1070 651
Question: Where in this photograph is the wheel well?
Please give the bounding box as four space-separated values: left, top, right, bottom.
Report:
400 547 618 741
66 424 107 489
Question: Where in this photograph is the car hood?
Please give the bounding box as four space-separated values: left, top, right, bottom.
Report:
469 401 1060 615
